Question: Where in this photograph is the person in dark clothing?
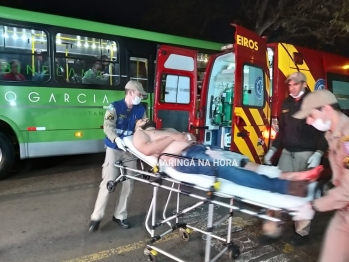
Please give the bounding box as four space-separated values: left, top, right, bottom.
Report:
263 72 329 246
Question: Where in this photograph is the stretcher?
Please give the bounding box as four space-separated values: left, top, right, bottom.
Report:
107 136 321 262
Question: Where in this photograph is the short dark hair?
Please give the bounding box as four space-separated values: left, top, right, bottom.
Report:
316 103 341 112
330 103 341 112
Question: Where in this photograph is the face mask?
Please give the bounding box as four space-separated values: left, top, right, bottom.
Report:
311 118 331 131
132 96 141 105
290 90 304 98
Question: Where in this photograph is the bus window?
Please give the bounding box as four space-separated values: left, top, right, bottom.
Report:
160 74 190 104
129 57 148 91
54 33 120 86
0 25 48 82
242 65 265 108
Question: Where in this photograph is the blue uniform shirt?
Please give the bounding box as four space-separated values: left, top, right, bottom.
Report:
104 99 145 150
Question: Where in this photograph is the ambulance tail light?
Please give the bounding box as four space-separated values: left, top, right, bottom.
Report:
262 128 277 140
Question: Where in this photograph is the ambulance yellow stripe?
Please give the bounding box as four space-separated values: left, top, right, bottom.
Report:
278 44 316 91
233 123 253 160
263 103 270 122
277 44 291 78
249 108 263 125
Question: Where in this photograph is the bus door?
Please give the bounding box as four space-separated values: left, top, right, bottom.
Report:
153 45 197 132
198 25 271 163
127 52 152 117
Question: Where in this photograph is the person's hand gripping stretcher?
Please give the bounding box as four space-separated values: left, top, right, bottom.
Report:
130 119 324 199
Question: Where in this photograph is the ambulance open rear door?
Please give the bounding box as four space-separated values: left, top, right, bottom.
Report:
198 25 271 163
153 45 197 132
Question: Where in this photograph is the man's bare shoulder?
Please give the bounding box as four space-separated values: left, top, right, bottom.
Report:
132 130 150 149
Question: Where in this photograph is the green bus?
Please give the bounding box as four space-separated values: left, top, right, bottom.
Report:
0 6 223 179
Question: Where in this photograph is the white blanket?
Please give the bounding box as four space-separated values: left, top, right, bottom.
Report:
123 136 317 209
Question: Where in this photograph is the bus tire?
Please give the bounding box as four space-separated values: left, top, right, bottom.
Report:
0 132 15 180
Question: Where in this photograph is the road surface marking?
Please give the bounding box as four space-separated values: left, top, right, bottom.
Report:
63 232 179 262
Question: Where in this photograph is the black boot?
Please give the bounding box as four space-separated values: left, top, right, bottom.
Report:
289 232 308 246
112 216 131 229
89 220 101 232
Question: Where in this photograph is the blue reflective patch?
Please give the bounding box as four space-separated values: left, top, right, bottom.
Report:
315 79 325 90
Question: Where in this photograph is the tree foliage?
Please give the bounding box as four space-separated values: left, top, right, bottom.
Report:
141 0 349 54
236 0 349 46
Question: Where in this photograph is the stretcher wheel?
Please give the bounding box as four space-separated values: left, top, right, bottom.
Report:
106 181 116 192
179 227 191 242
142 174 150 180
144 248 158 262
147 254 157 262
228 245 240 260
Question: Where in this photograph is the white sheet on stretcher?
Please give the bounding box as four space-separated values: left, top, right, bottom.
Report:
123 136 317 210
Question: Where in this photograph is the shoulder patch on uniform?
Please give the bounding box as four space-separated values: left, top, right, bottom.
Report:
108 104 114 111
106 113 114 120
342 138 349 155
343 156 349 169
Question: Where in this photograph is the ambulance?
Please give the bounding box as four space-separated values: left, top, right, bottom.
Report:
152 24 349 164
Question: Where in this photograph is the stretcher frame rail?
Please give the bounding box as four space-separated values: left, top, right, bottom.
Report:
106 149 307 262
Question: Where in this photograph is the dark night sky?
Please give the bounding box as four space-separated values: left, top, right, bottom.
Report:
1 0 147 29
0 0 238 44
0 0 348 56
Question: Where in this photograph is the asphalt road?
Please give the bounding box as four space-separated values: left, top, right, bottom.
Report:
0 153 333 262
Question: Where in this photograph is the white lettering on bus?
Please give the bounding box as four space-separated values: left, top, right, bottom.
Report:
28 92 40 102
103 95 109 104
64 93 70 102
49 93 57 103
3 91 112 104
5 91 17 102
77 94 86 103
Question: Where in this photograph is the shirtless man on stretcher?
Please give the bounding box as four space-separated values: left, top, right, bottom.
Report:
132 119 324 197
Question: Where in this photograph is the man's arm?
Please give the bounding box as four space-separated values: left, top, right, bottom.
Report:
90 73 108 85
313 128 349 212
133 131 185 156
313 178 349 212
103 104 118 142
270 106 285 151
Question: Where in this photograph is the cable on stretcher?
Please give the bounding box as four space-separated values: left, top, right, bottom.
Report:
106 136 324 262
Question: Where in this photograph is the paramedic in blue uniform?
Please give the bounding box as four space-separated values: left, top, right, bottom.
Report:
89 80 147 231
